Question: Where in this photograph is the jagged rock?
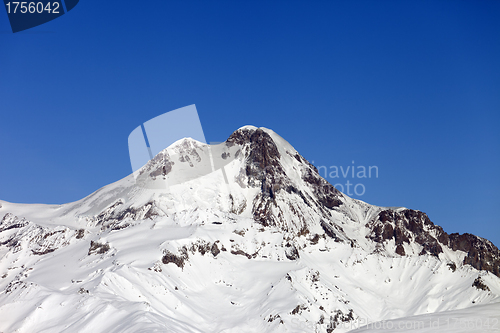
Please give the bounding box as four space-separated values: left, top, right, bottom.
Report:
95 200 163 231
309 234 320 245
75 229 85 239
230 249 252 259
285 243 300 260
148 154 174 178
302 168 342 209
447 233 500 278
291 304 307 315
188 240 211 255
366 208 500 277
472 277 490 291
211 242 220 257
447 262 457 272
78 287 89 294
327 309 354 332
0 213 29 232
395 244 405 256
321 220 342 242
162 250 186 268
368 209 442 256
88 241 110 255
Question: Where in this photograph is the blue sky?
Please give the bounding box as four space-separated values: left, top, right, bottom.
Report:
1 1 499 246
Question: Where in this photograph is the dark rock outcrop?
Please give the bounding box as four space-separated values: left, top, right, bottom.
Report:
395 244 405 256
446 233 500 278
88 241 110 255
367 209 443 257
227 127 342 233
162 250 186 268
211 243 220 257
228 128 285 198
75 229 85 239
228 128 287 228
0 213 29 232
302 167 342 209
285 243 300 260
367 209 500 278
321 220 341 242
472 276 490 291
230 249 252 259
95 200 162 231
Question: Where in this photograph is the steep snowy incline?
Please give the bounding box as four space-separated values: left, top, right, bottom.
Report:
0 126 499 333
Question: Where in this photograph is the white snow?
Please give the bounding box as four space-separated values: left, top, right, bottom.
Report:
0 126 499 332
348 301 500 332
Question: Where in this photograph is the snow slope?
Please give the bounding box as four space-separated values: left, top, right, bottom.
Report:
348 301 500 332
0 126 499 332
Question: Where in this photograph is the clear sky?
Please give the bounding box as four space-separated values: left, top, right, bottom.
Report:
1 1 499 246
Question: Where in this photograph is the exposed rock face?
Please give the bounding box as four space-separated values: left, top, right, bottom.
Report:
447 233 500 278
0 213 29 233
367 209 443 256
140 151 174 178
227 127 342 233
149 160 173 179
210 242 220 257
230 249 253 259
94 200 163 231
367 209 500 278
174 139 202 167
75 229 85 239
229 128 294 228
320 220 343 242
88 241 110 255
302 167 343 209
395 244 406 256
162 250 186 268
0 213 75 255
285 242 300 260
227 128 285 198
472 276 490 291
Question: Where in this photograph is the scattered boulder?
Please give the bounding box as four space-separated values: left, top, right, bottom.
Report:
162 250 186 268
88 241 110 255
395 244 405 256
211 243 220 257
472 277 490 291
285 243 300 260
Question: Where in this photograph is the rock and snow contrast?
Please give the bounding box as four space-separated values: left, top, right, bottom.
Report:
1 126 499 332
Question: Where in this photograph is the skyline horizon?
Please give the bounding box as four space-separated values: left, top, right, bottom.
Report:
1 121 498 248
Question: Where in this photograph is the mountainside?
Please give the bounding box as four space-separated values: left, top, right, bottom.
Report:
1 126 499 333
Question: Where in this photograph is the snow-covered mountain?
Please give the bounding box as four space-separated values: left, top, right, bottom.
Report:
1 126 499 333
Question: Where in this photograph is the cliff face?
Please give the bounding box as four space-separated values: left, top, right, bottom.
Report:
365 209 500 278
366 209 444 257
447 233 500 277
227 127 343 231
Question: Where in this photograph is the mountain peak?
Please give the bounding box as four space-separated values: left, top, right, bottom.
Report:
1 125 499 332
